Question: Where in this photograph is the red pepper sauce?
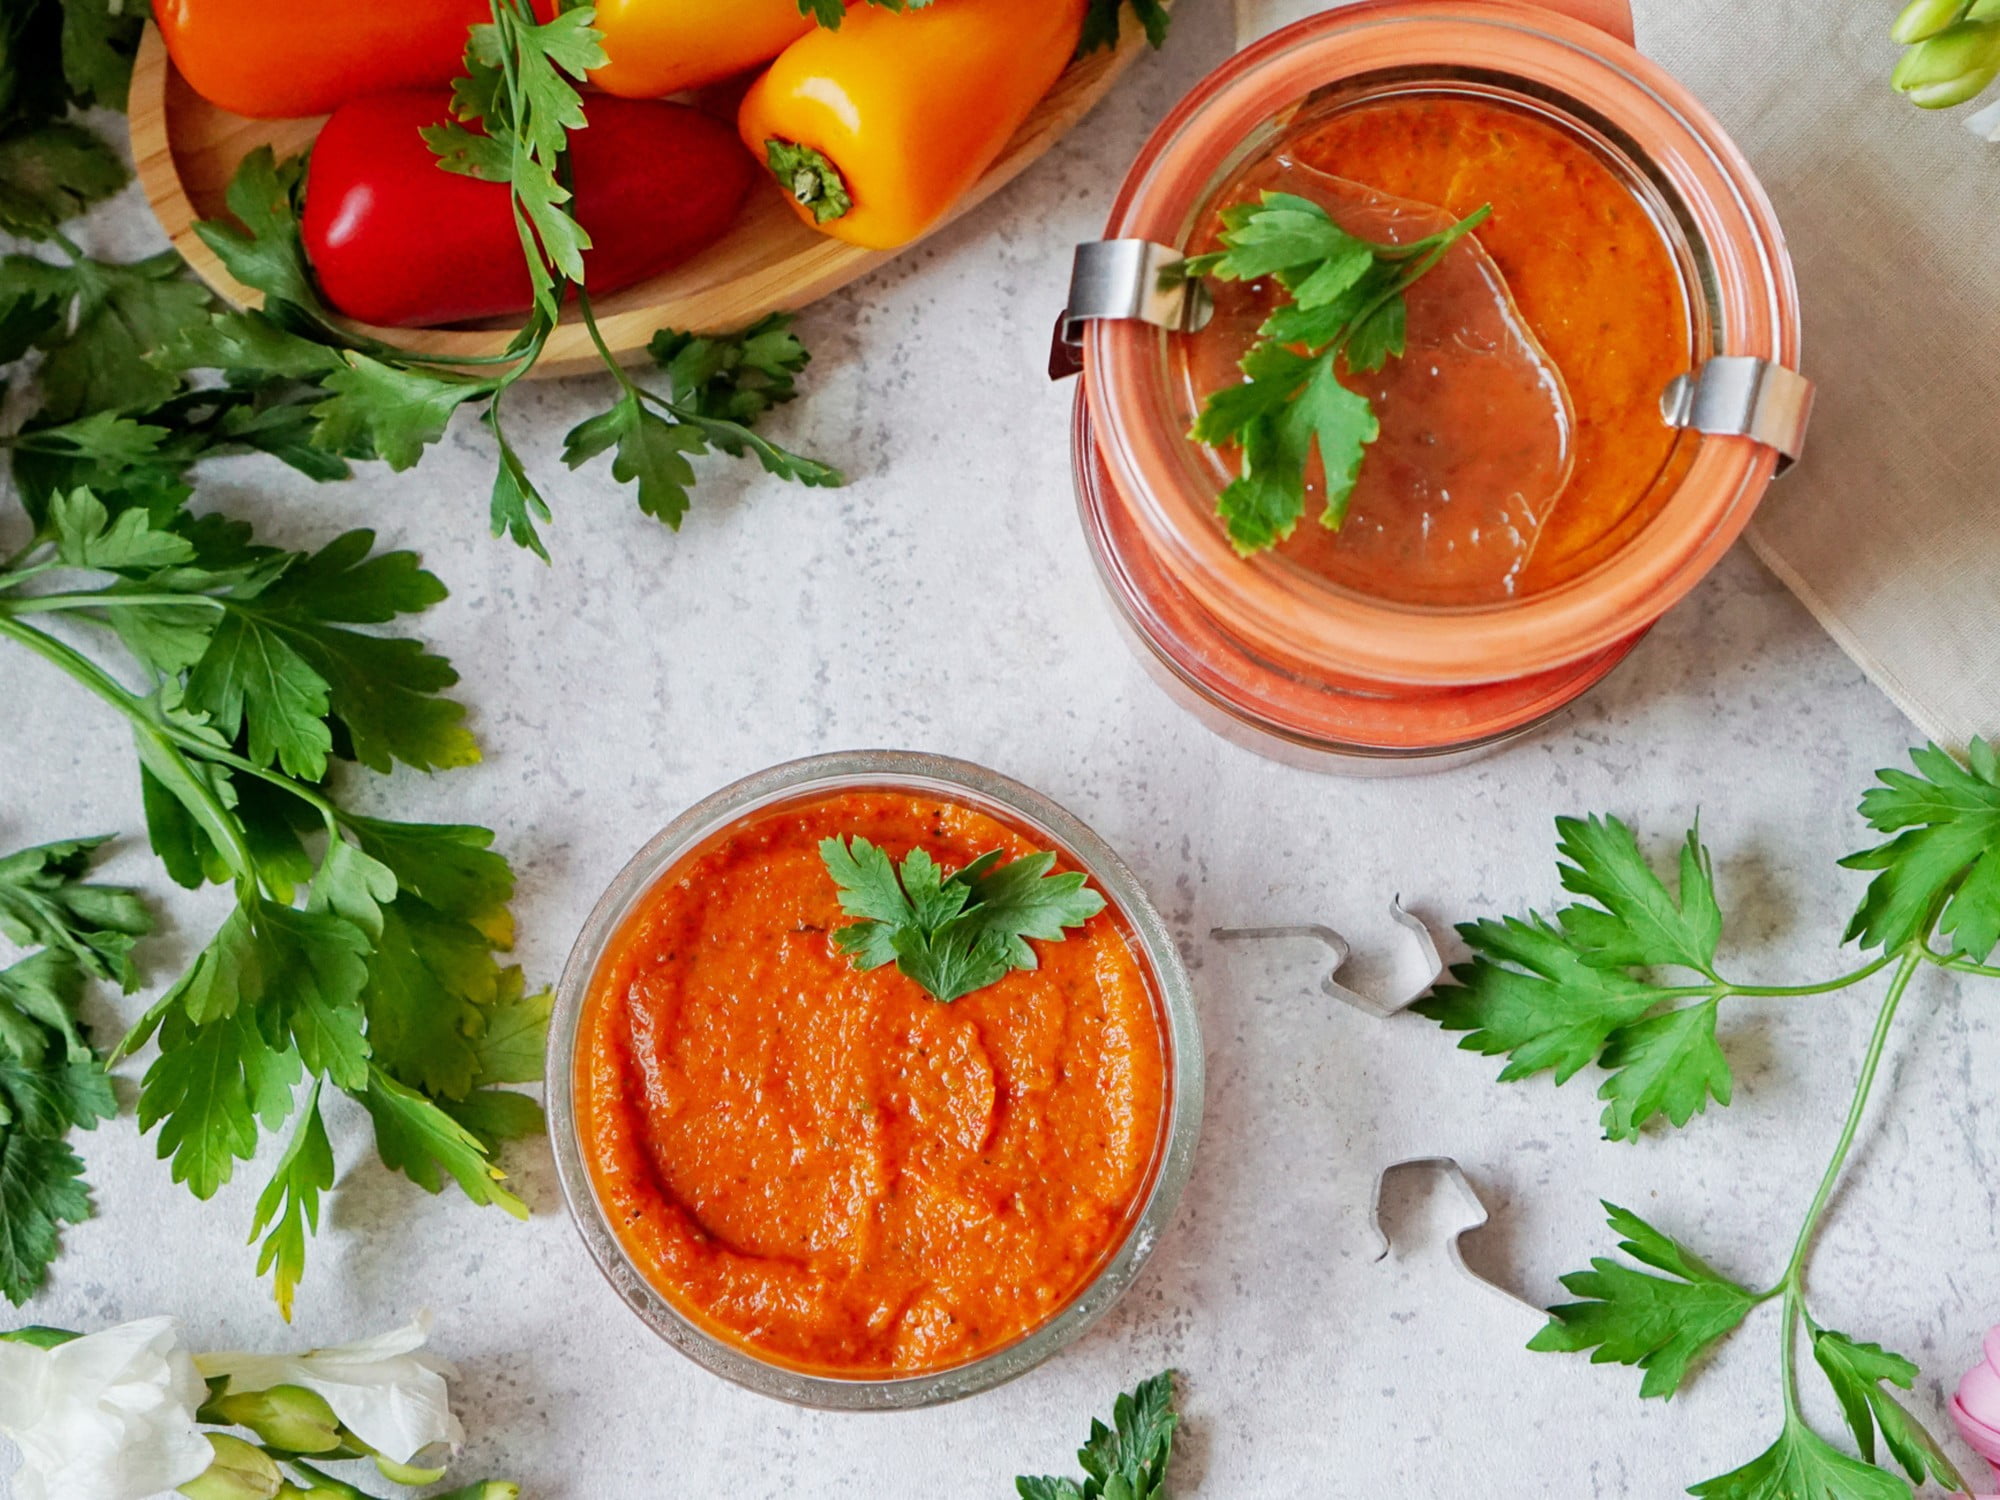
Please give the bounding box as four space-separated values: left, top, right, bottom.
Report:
576 790 1168 1376
1181 94 1694 604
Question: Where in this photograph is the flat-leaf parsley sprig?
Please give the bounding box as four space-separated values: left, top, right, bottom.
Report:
1416 741 2000 1499
160 1 842 559
0 487 549 1317
1185 191 1490 554
1016 1369 1180 1500
819 837 1107 1004
0 2 839 561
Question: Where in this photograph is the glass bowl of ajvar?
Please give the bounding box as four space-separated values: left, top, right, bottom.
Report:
1071 0 1804 771
546 751 1203 1408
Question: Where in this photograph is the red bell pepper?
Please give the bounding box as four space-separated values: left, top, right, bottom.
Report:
300 91 753 329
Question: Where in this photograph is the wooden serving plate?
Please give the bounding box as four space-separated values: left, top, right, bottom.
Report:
129 20 1152 379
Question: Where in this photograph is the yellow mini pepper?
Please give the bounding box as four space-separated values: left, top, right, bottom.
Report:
737 0 1090 251
589 0 818 99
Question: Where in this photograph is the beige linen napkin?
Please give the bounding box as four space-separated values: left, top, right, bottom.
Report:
1235 0 2000 749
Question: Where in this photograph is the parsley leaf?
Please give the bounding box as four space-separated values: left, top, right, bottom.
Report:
425 2 605 317
0 835 148 990
1017 1371 1179 1500
1593 999 1732 1142
1 250 212 419
359 1065 526 1217
1080 0 1173 53
1527 1203 1760 1400
649 313 814 433
310 356 487 472
0 1133 91 1306
0 120 125 239
798 0 940 27
0 836 142 1302
1843 738 2000 961
248 1080 334 1322
1811 1329 1968 1490
0 0 139 245
1415 914 1660 1083
563 316 844 532
820 837 1106 1003
1557 815 1723 974
1186 192 1488 554
561 392 705 530
1689 1417 1913 1500
56 0 143 111
1416 814 1738 1141
1441 756 2000 1499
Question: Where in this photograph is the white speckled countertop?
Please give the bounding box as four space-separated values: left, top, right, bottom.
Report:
6 2 1998 1495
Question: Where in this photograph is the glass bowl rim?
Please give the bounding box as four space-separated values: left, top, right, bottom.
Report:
544 749 1206 1409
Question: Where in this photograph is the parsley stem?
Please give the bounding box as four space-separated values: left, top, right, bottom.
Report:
575 286 641 398
0 592 225 616
1922 942 2000 979
1772 949 1921 1417
148 719 342 839
1718 954 1897 997
0 557 57 591
0 595 349 846
0 616 260 885
1339 206 1494 349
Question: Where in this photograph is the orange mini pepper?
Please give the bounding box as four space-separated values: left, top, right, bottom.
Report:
588 0 819 99
737 0 1089 251
154 0 503 118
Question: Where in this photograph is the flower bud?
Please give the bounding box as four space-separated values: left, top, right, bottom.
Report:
434 1484 521 1500
374 1454 448 1485
1893 21 2000 106
1895 0 1972 43
202 1385 343 1455
1952 1326 2000 1482
178 1434 282 1500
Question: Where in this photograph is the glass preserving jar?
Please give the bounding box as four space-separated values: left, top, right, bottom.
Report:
1064 0 1806 771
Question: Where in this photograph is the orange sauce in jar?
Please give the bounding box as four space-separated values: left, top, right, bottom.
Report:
1180 94 1693 605
574 789 1168 1377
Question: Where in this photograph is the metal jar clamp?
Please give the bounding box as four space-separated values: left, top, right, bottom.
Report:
1051 237 1816 470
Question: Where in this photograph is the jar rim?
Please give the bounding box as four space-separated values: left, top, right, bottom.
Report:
545 750 1205 1408
1082 0 1800 685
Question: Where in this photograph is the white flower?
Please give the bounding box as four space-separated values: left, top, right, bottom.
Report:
1967 97 2000 141
0 1317 212 1500
194 1314 463 1465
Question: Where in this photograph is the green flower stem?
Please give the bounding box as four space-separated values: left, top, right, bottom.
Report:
1772 950 1921 1418
0 615 260 883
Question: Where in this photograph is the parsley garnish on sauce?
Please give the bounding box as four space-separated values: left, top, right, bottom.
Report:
1185 191 1491 555
818 837 1107 1004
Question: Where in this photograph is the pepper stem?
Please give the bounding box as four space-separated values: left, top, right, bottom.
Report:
764 139 854 225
